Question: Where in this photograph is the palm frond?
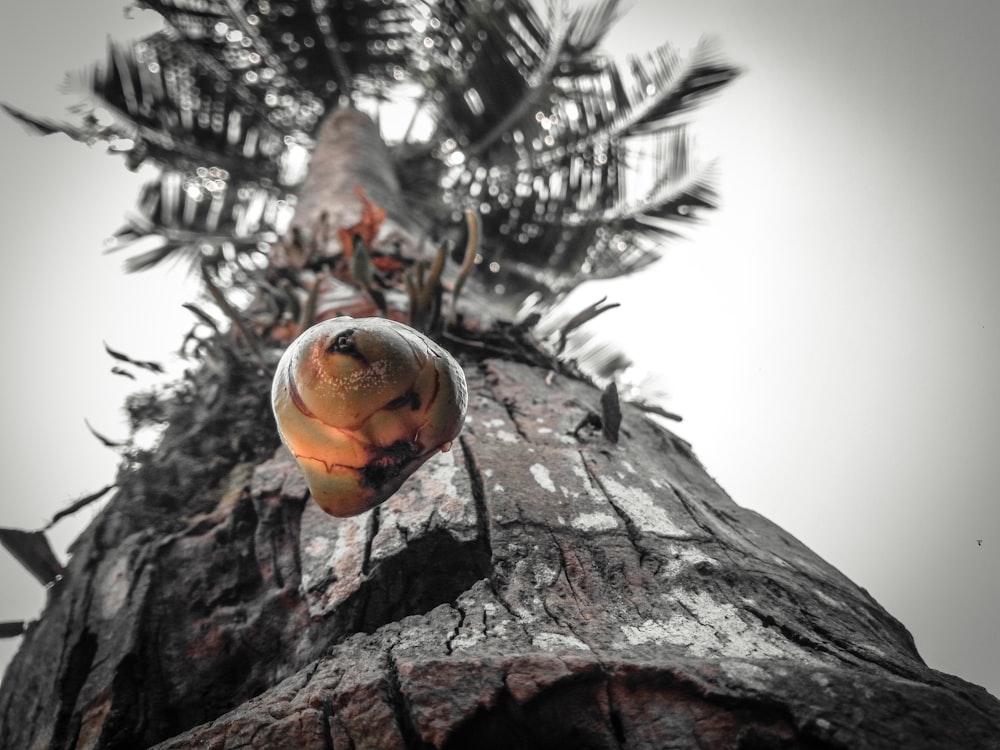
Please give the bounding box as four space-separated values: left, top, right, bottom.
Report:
108 168 287 273
2 104 67 137
395 23 738 296
8 0 738 304
56 36 310 183
565 0 626 55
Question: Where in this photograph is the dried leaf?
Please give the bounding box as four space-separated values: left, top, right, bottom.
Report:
103 341 164 374
0 528 64 586
600 381 622 443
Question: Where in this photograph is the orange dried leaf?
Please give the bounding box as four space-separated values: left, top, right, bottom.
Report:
372 256 405 274
337 186 386 258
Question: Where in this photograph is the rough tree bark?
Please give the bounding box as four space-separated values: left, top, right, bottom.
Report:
1 351 998 748
1 20 997 741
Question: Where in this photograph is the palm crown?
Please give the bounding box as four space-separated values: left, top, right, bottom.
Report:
8 0 737 309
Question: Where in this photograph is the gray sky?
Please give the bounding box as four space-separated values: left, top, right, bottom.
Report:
1 0 997 697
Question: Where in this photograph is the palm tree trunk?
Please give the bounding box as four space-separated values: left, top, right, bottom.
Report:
1 350 998 748
1 8 998 742
290 107 418 260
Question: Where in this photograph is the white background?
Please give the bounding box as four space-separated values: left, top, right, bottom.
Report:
1 0 997 697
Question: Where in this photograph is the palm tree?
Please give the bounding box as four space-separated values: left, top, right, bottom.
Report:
1 1 998 747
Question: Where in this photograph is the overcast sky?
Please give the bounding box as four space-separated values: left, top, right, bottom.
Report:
1 0 997 697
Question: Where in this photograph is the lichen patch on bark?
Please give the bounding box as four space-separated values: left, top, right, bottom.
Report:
529 463 556 493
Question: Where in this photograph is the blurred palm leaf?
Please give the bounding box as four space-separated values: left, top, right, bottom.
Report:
9 0 737 298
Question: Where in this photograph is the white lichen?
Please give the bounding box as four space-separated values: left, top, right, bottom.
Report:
617 588 827 665
657 544 718 577
572 511 619 532
532 632 591 651
529 463 556 493
813 589 846 609
600 475 689 538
